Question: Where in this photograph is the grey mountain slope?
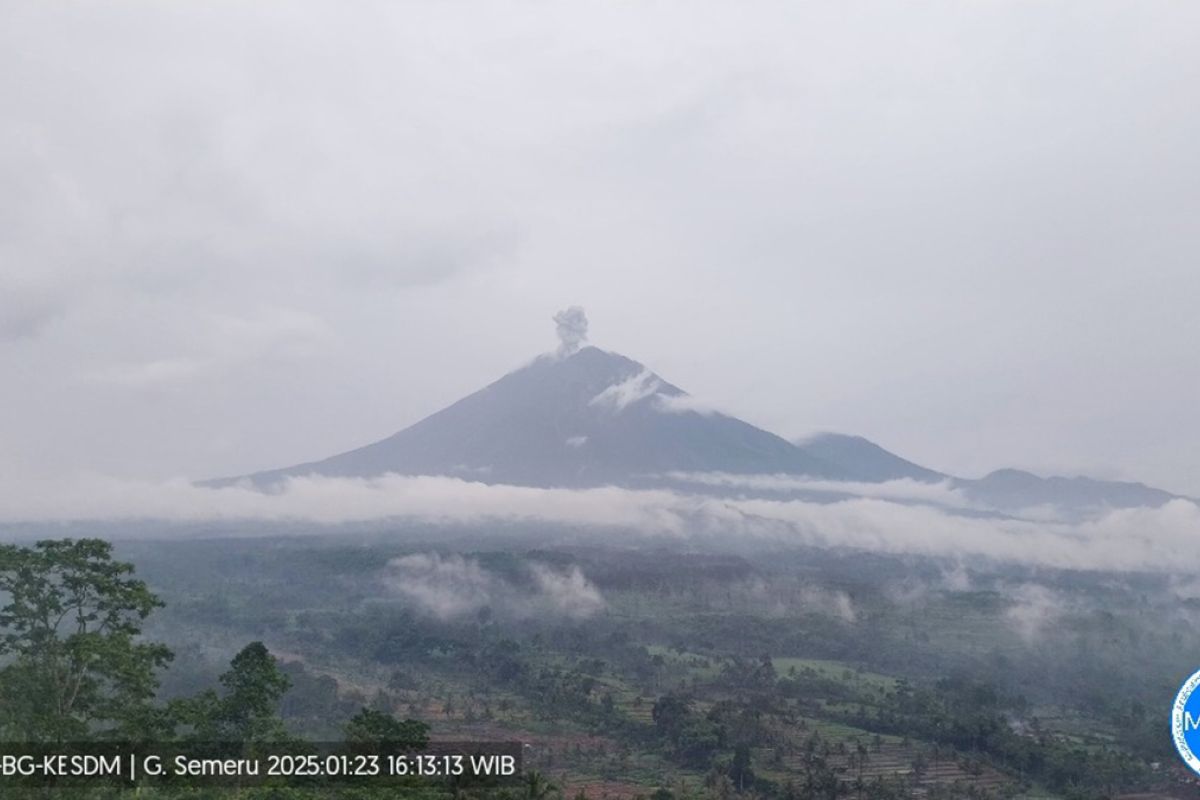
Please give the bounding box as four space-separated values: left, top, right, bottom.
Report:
211 346 1189 513
222 347 849 488
793 433 1187 513
795 432 946 482
954 468 1182 512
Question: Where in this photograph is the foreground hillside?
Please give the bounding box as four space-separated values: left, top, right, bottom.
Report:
105 528 1200 800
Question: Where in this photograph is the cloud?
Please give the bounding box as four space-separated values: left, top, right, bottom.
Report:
798 585 857 623
589 373 727 417
1003 584 1066 643
662 472 975 509
940 564 972 592
726 577 857 621
654 393 725 416
589 369 662 411
882 562 975 607
2 473 1200 574
3 1 1200 496
0 286 61 342
529 563 606 619
86 357 207 388
383 552 604 621
1169 575 1200 603
74 307 335 388
0 473 690 531
384 553 494 620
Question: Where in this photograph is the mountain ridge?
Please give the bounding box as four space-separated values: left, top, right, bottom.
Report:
795 432 946 483
216 346 848 489
211 344 1189 515
798 434 1190 514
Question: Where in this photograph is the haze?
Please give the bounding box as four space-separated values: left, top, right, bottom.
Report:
3 1 1199 494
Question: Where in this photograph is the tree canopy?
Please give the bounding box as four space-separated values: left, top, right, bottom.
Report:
0 538 172 741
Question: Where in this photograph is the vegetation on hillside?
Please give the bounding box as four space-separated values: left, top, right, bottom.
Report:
0 534 1191 799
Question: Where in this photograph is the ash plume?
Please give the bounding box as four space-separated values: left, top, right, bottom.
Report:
553 306 588 354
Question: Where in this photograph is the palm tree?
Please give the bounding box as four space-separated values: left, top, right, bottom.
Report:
524 770 559 800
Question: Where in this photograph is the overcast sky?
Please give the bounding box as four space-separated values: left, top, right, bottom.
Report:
3 1 1199 494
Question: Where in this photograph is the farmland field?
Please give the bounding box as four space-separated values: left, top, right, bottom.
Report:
86 529 1200 799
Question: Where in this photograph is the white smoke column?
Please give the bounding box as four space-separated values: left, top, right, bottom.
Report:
553 306 588 354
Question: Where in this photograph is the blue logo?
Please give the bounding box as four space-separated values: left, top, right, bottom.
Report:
1172 668 1200 776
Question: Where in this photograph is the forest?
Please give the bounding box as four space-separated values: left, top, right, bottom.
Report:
1 528 1196 800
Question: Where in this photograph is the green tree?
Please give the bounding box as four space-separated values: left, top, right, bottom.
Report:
0 538 172 741
729 743 754 791
175 641 291 742
523 770 558 800
344 707 429 749
652 693 692 736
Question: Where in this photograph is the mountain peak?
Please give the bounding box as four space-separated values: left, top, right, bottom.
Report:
206 338 1188 516
220 344 847 488
532 344 644 375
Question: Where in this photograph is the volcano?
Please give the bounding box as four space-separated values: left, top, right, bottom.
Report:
222 346 850 488
211 309 1193 517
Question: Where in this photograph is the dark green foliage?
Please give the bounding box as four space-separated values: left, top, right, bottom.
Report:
173 642 292 743
9 533 1184 798
520 770 557 800
343 707 429 749
840 676 1148 795
0 538 173 741
727 743 753 790
651 694 723 769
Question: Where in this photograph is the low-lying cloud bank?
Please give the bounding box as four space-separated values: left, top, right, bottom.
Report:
383 552 605 621
661 472 974 509
1 472 1197 573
